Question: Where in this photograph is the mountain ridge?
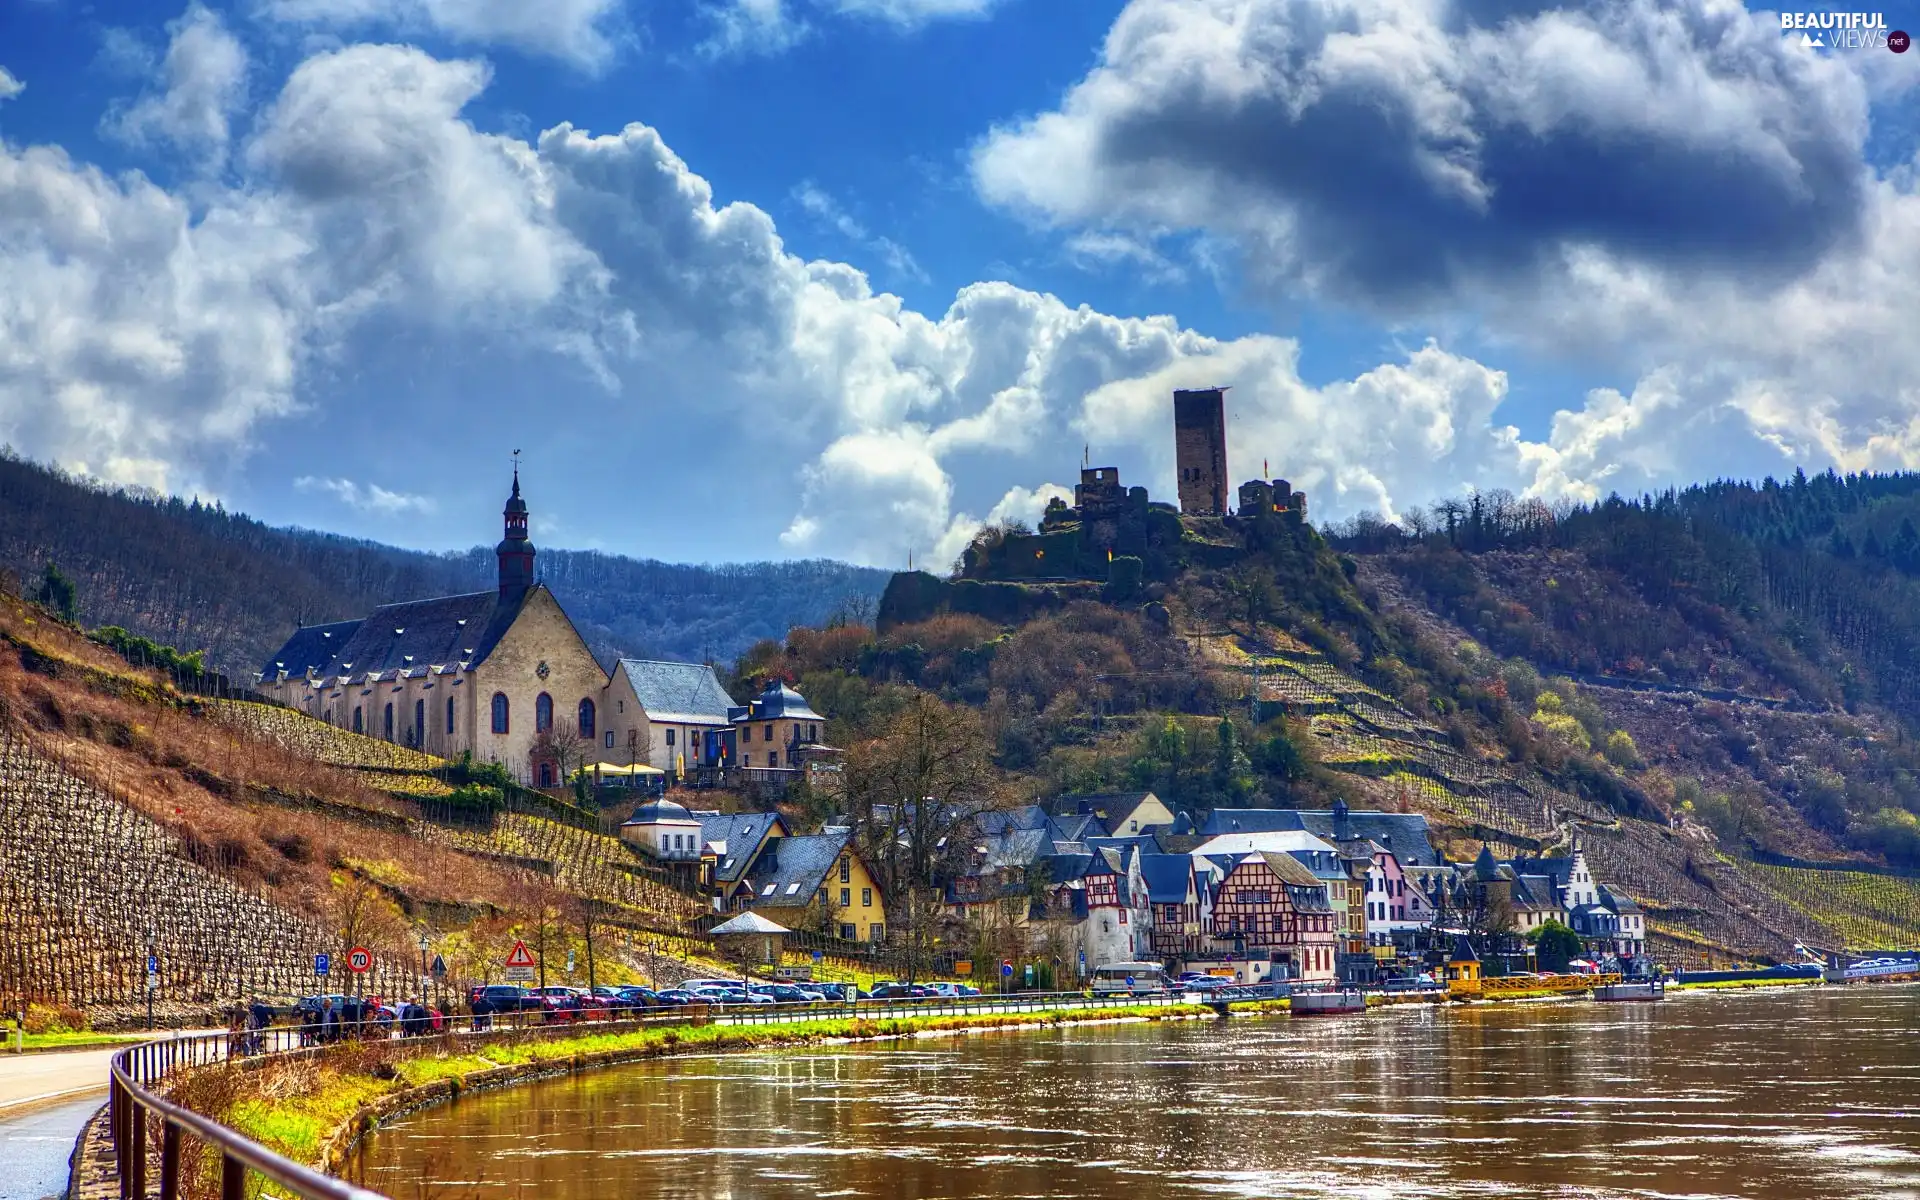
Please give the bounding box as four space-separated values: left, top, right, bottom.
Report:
0 451 889 676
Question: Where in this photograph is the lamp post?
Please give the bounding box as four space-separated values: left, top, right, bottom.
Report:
418 934 430 1004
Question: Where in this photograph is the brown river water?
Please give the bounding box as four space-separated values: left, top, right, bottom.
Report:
349 986 1920 1200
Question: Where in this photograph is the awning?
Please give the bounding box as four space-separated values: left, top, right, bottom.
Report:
576 762 667 778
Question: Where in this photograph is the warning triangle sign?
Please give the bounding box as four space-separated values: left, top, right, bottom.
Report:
505 940 536 968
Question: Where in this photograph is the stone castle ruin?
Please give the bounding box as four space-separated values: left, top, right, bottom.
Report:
957 389 1309 584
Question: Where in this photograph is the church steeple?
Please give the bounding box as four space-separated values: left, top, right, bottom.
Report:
497 452 535 597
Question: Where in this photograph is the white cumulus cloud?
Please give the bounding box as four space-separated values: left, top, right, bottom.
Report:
256 0 627 70
102 4 248 171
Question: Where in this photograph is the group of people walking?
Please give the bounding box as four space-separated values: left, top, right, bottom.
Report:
232 995 445 1051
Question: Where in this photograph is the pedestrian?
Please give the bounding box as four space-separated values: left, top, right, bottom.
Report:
319 996 341 1044
472 989 492 1031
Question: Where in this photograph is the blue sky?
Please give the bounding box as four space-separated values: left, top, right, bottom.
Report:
0 0 1915 566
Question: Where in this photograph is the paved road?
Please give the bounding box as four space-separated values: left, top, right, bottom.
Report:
0 1094 101 1200
0 1046 124 1114
0 1032 227 1200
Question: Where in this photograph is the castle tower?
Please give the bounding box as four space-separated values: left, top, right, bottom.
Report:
1173 388 1229 515
497 461 536 596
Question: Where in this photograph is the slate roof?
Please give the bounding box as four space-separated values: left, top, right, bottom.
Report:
1198 808 1440 867
259 620 363 679
976 826 1055 872
1139 853 1194 905
1598 883 1643 916
1052 813 1106 844
977 805 1052 836
1506 855 1575 889
696 811 788 882
617 659 738 725
1258 851 1326 889
743 831 851 906
734 681 824 722
622 799 699 826
1044 791 1159 832
1044 852 1095 885
285 589 524 679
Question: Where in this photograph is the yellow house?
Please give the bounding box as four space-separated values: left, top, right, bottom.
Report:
738 830 887 944
728 681 827 770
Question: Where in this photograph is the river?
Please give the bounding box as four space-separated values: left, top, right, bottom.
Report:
350 986 1920 1199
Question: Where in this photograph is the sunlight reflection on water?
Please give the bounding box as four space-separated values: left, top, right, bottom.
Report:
353 985 1920 1200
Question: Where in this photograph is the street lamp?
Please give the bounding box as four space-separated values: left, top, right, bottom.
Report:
418 934 431 1004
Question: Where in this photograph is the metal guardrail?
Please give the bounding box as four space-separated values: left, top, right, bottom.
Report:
103 990 1204 1200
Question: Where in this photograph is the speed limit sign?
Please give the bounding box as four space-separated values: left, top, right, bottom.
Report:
347 946 373 974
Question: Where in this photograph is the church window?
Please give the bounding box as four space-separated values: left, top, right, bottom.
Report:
535 693 553 733
604 731 614 749
628 729 637 747
617 700 624 712
353 706 363 734
384 703 394 741
578 698 596 739
447 696 455 735
414 700 425 746
539 762 553 787
491 693 509 734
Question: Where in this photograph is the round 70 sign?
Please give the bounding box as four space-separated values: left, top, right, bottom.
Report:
347 947 373 974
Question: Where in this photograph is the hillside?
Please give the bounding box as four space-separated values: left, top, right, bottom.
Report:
0 451 888 677
746 488 1920 966
0 584 752 1024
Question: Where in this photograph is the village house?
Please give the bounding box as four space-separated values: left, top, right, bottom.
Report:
736 830 887 943
603 659 737 778
1141 853 1207 960
1045 791 1177 838
698 810 789 911
1204 852 1338 984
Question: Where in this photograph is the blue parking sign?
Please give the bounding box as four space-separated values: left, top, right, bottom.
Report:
146 955 158 974
315 953 331 976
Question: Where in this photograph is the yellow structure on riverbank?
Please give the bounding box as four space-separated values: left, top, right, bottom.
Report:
1449 971 1621 1000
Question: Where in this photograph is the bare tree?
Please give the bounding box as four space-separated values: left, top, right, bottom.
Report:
843 693 1011 978
534 716 597 799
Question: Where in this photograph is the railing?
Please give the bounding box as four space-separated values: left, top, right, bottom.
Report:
102 990 1215 1199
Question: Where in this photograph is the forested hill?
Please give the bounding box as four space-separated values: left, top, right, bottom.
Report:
1330 470 1920 719
0 452 888 674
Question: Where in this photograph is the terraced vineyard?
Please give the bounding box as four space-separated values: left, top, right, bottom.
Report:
1735 861 1920 950
414 813 706 924
0 727 423 1013
212 701 443 772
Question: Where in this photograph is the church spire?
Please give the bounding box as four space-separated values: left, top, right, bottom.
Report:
497 451 535 597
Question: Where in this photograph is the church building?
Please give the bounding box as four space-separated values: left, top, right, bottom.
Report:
255 469 607 787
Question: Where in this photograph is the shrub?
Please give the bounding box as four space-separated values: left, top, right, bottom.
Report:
1604 729 1641 769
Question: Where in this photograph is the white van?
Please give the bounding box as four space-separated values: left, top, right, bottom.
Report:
1090 961 1167 997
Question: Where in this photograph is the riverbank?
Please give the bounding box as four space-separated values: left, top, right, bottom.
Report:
152 1005 1219 1181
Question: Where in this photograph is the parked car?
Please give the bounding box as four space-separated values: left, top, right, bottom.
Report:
652 989 702 1006
869 982 936 999
529 985 598 1020
751 984 817 1004
468 984 541 1014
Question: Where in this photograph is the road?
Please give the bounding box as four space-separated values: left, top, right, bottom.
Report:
0 1094 101 1200
0 1032 225 1200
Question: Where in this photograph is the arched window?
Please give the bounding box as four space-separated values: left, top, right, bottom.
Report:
383 703 394 741
535 693 553 733
414 699 425 746
578 698 596 740
491 692 510 735
446 696 456 735
353 706 363 734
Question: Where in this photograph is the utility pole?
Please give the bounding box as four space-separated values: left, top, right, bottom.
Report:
584 911 597 993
